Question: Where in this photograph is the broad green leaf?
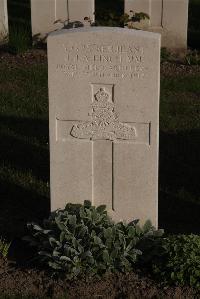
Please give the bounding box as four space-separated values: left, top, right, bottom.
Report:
103 250 110 263
126 241 133 252
128 226 136 238
48 261 62 270
60 231 65 242
93 236 102 245
153 229 164 237
85 209 92 219
38 251 52 257
104 227 112 239
143 220 153 232
79 207 86 218
78 225 88 237
31 224 43 231
68 215 77 227
49 237 60 247
96 205 106 213
111 248 118 259
53 250 60 256
60 256 72 262
56 221 66 231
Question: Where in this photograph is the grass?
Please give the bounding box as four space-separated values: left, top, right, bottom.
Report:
159 72 200 233
0 62 49 239
7 0 32 54
160 76 200 131
8 26 31 54
0 53 200 241
0 238 10 258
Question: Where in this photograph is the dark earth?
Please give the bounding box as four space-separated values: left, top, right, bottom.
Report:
0 49 200 298
0 257 198 299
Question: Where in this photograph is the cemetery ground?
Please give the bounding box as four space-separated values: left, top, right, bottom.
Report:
0 47 200 298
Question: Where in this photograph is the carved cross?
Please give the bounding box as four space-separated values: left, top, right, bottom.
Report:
56 84 149 212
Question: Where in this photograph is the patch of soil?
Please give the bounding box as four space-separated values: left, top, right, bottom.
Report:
0 257 198 299
161 61 200 77
0 48 47 66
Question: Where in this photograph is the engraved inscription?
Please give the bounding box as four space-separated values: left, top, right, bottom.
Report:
56 43 145 80
71 87 137 141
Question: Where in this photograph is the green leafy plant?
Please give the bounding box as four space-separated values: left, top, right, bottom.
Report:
152 234 200 288
124 10 150 29
25 201 163 279
0 238 11 258
94 10 149 28
94 10 124 27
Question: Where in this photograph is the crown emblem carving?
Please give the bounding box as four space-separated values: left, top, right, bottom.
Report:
70 87 137 141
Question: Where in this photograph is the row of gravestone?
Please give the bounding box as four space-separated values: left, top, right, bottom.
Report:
0 0 189 51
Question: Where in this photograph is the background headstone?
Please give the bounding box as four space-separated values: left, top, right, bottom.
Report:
48 27 160 227
125 0 189 51
31 0 95 39
0 0 8 42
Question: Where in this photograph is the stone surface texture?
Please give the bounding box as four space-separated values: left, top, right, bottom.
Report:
125 0 189 51
48 27 160 227
0 0 8 42
31 0 94 38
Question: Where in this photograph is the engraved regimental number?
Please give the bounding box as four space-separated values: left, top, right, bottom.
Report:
70 88 137 141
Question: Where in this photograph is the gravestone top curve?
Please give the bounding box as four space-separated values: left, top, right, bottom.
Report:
49 26 161 39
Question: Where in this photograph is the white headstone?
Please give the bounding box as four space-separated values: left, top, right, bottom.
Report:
125 0 189 51
0 0 8 42
31 0 95 39
48 27 160 227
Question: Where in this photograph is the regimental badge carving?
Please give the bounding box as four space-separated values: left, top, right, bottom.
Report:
70 87 137 141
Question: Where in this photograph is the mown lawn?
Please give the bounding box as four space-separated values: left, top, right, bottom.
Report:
0 60 49 239
159 71 200 233
0 55 200 241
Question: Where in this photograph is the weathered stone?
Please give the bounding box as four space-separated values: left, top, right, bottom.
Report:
125 0 189 51
31 0 95 39
48 27 160 227
0 0 8 42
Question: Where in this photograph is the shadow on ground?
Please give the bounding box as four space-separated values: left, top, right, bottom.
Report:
159 129 200 233
0 115 50 242
1 116 200 245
